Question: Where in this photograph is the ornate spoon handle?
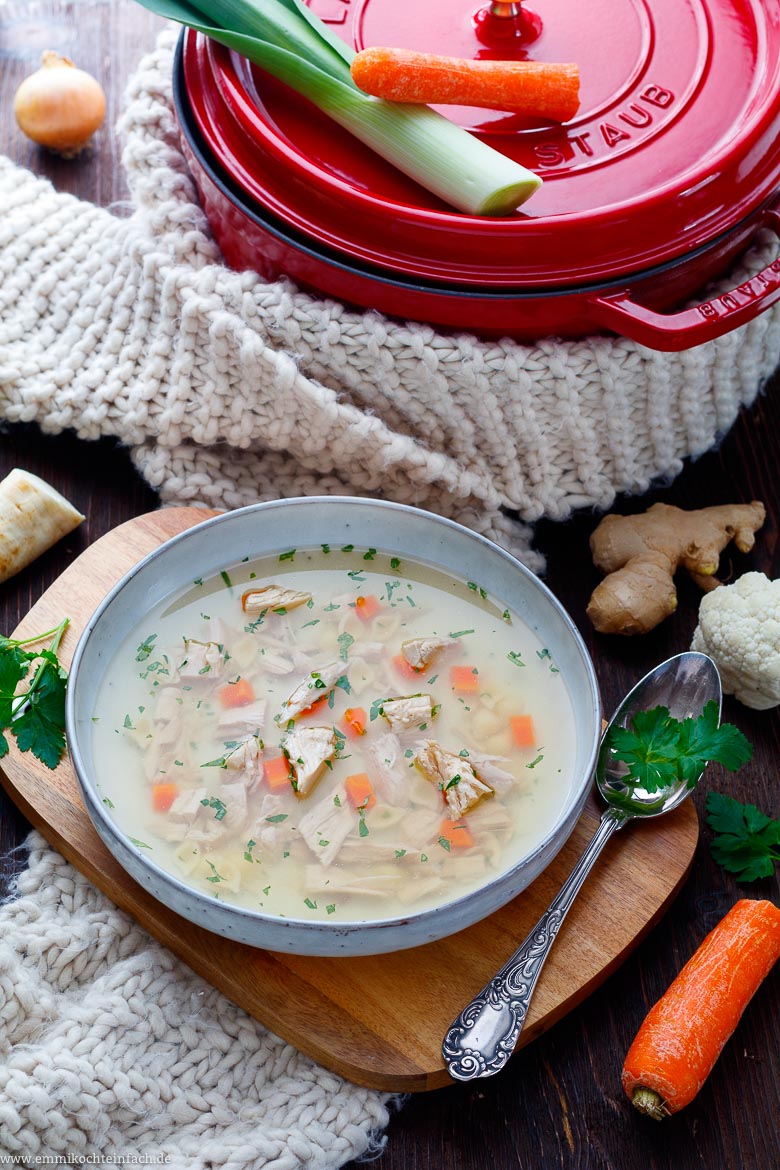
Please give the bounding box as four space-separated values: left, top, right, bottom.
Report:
442 805 630 1081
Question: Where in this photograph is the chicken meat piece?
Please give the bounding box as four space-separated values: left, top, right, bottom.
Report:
187 781 249 845
297 785 353 865
283 725 337 796
224 734 263 771
365 732 408 805
280 661 344 720
414 739 493 818
381 694 434 734
466 752 518 794
242 584 312 614
178 639 226 681
217 699 267 737
400 636 452 672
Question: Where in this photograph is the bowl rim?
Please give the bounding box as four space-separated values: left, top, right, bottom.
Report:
66 497 602 945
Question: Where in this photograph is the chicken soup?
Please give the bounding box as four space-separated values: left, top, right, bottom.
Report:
92 545 577 922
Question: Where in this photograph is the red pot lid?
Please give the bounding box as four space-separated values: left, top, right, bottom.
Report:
184 0 780 286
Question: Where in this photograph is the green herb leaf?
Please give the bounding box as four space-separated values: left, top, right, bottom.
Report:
705 792 780 882
337 632 354 661
279 549 296 562
606 702 752 793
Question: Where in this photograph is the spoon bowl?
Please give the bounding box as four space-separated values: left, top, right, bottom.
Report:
597 651 722 819
442 652 722 1082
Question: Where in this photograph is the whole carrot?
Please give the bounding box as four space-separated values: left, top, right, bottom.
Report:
622 899 780 1119
350 47 580 123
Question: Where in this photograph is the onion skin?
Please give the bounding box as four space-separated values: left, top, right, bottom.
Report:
13 50 106 156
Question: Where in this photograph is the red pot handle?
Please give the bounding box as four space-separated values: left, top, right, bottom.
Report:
586 205 780 351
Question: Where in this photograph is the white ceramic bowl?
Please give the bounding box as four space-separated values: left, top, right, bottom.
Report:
66 498 601 956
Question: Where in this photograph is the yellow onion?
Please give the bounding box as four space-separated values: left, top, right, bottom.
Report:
13 50 106 156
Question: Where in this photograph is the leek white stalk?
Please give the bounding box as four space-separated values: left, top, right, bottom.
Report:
139 0 542 215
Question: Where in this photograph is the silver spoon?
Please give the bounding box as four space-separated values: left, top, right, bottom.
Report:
442 651 721 1082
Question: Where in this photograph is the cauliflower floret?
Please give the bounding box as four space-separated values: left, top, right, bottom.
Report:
690 572 780 709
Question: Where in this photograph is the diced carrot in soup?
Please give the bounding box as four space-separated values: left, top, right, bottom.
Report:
264 755 294 791
219 678 255 708
439 818 474 848
345 772 376 810
450 665 479 692
342 706 367 737
152 783 179 812
355 594 381 621
392 653 422 679
510 714 536 747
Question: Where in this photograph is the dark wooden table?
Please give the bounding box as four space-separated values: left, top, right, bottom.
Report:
1 3 779 1167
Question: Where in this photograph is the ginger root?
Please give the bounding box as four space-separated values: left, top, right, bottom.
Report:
586 501 766 635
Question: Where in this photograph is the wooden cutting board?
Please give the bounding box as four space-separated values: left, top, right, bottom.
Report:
0 508 699 1092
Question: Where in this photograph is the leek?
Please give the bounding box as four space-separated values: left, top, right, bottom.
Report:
139 0 542 215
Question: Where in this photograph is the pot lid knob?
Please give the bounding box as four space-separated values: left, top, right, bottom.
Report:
474 0 542 46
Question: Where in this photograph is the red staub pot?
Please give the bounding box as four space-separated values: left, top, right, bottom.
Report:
175 0 780 350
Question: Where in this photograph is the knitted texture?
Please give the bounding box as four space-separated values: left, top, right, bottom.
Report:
2 27 780 569
0 832 393 1167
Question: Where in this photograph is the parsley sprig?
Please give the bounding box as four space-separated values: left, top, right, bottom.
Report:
0 619 69 769
706 792 780 882
604 701 751 794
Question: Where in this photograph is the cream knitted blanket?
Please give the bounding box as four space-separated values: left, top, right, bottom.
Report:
3 28 780 569
0 833 394 1166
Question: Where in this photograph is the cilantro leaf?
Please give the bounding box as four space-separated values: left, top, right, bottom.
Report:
705 792 780 882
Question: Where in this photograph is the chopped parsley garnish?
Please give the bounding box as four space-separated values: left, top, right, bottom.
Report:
123 714 135 730
129 837 152 850
304 897 318 910
135 633 158 662
244 839 257 863
266 813 288 824
220 571 232 589
279 549 296 562
193 577 203 587
302 619 321 629
395 849 407 859
205 860 224 883
467 582 488 600
438 836 452 852
102 796 115 809
333 794 342 807
605 702 752 793
335 674 351 695
323 602 340 612
321 543 331 554
537 648 560 673
507 651 525 668
337 632 354 661
326 904 336 915
706 792 780 881
341 544 354 552
358 811 369 837
200 796 228 821
390 557 401 570
450 629 475 638
363 548 377 561
347 569 367 582
526 754 545 769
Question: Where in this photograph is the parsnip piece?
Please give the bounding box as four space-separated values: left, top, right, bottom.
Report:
0 469 84 582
